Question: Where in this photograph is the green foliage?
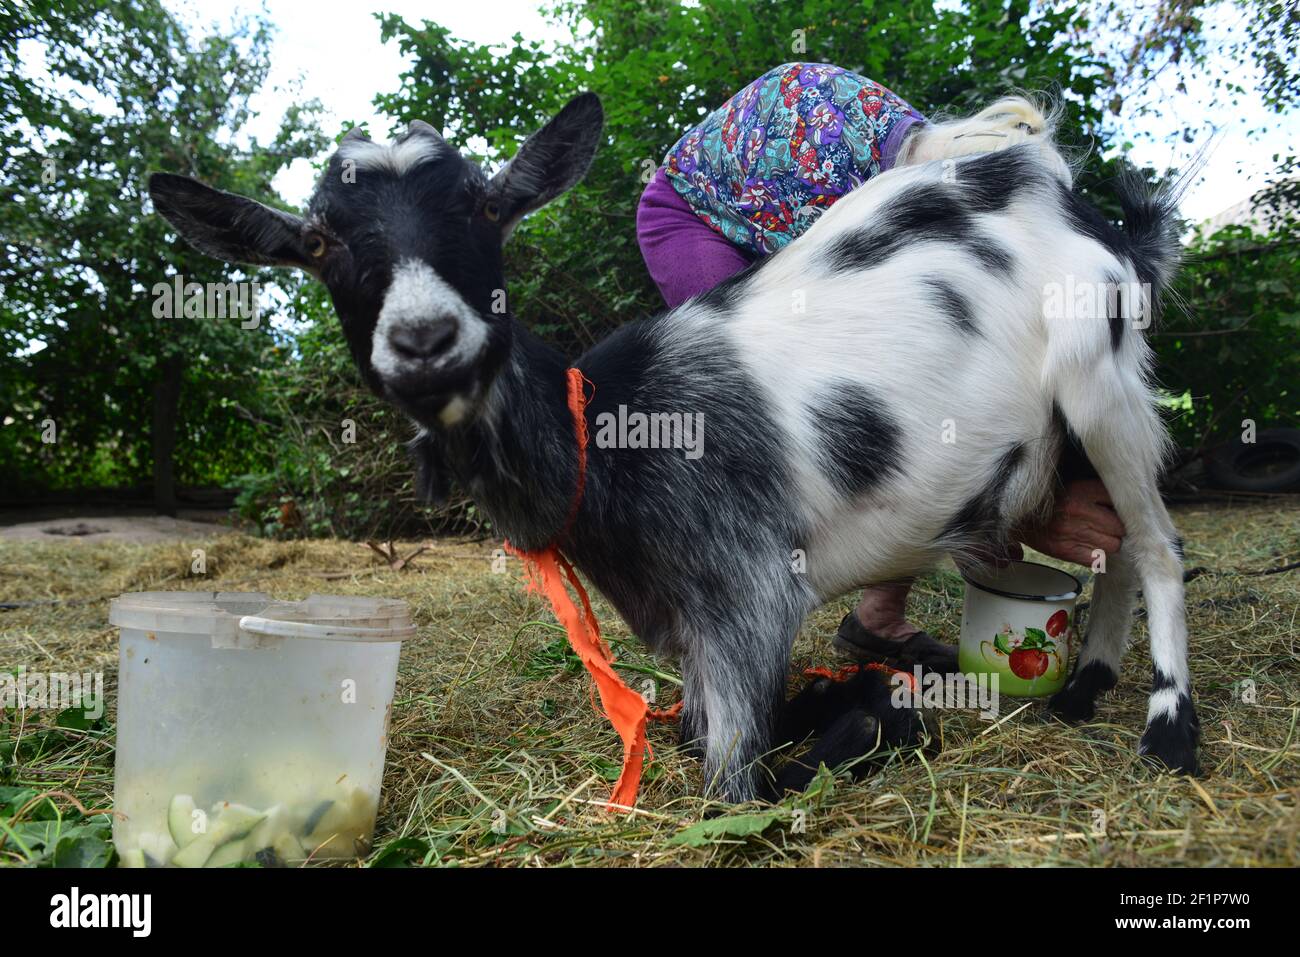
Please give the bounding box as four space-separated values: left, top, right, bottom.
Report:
0 784 115 868
0 696 114 867
667 808 786 846
3 0 1296 531
0 0 326 505
1158 218 1299 448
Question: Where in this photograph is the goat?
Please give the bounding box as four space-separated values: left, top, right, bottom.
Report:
148 93 1198 801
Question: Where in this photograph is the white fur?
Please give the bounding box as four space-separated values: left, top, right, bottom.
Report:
673 159 1072 596
371 259 487 381
339 134 444 175
1145 687 1183 723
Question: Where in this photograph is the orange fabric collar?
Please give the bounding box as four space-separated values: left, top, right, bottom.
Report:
504 367 679 812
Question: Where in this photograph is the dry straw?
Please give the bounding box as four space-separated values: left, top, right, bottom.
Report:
0 499 1295 866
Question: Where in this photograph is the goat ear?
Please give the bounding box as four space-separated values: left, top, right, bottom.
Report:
487 92 603 235
409 431 452 506
148 173 311 269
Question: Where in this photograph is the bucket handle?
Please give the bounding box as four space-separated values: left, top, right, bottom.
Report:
237 615 415 643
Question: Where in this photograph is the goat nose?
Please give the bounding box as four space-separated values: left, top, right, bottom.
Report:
388 322 456 360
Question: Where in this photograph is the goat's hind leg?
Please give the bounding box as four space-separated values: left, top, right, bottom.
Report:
1053 379 1199 774
1049 550 1134 722
1047 416 1136 722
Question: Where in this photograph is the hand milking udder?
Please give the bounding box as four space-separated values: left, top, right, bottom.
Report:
1015 479 1126 566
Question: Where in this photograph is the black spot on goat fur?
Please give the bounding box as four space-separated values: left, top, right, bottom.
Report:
827 181 1015 277
952 147 1047 212
966 237 1015 275
1151 667 1180 693
925 276 980 336
935 442 1026 546
1106 270 1126 352
807 382 902 497
1057 182 1128 268
827 187 957 270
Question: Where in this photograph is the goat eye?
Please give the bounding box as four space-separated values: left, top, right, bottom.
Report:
482 200 501 223
305 232 328 258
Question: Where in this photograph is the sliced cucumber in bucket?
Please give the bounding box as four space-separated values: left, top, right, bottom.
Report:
120 779 377 866
167 794 200 848
171 802 265 868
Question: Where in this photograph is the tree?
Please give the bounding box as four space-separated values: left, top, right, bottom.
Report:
0 0 326 510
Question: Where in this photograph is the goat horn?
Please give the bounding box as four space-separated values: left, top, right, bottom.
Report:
408 119 445 141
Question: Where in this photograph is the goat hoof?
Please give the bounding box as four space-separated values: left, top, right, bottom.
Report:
1047 683 1096 723
1047 662 1118 723
1138 701 1202 776
884 706 927 750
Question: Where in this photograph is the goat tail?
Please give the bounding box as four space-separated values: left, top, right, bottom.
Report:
1116 167 1185 296
1116 136 1215 300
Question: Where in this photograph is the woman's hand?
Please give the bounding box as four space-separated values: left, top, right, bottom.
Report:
1014 479 1126 567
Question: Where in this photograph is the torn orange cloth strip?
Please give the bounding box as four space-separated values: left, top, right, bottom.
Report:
506 542 650 810
802 661 919 692
504 367 662 810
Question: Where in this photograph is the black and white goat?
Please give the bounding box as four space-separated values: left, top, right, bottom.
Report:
149 94 1198 801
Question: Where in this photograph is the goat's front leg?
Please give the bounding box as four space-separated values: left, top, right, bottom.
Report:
677 655 708 760
682 622 792 803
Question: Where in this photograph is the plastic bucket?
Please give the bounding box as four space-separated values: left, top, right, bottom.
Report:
958 561 1080 697
109 591 413 867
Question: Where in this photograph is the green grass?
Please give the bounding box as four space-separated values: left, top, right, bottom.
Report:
1 499 1297 866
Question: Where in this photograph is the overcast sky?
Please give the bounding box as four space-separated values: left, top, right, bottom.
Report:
165 0 1295 224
